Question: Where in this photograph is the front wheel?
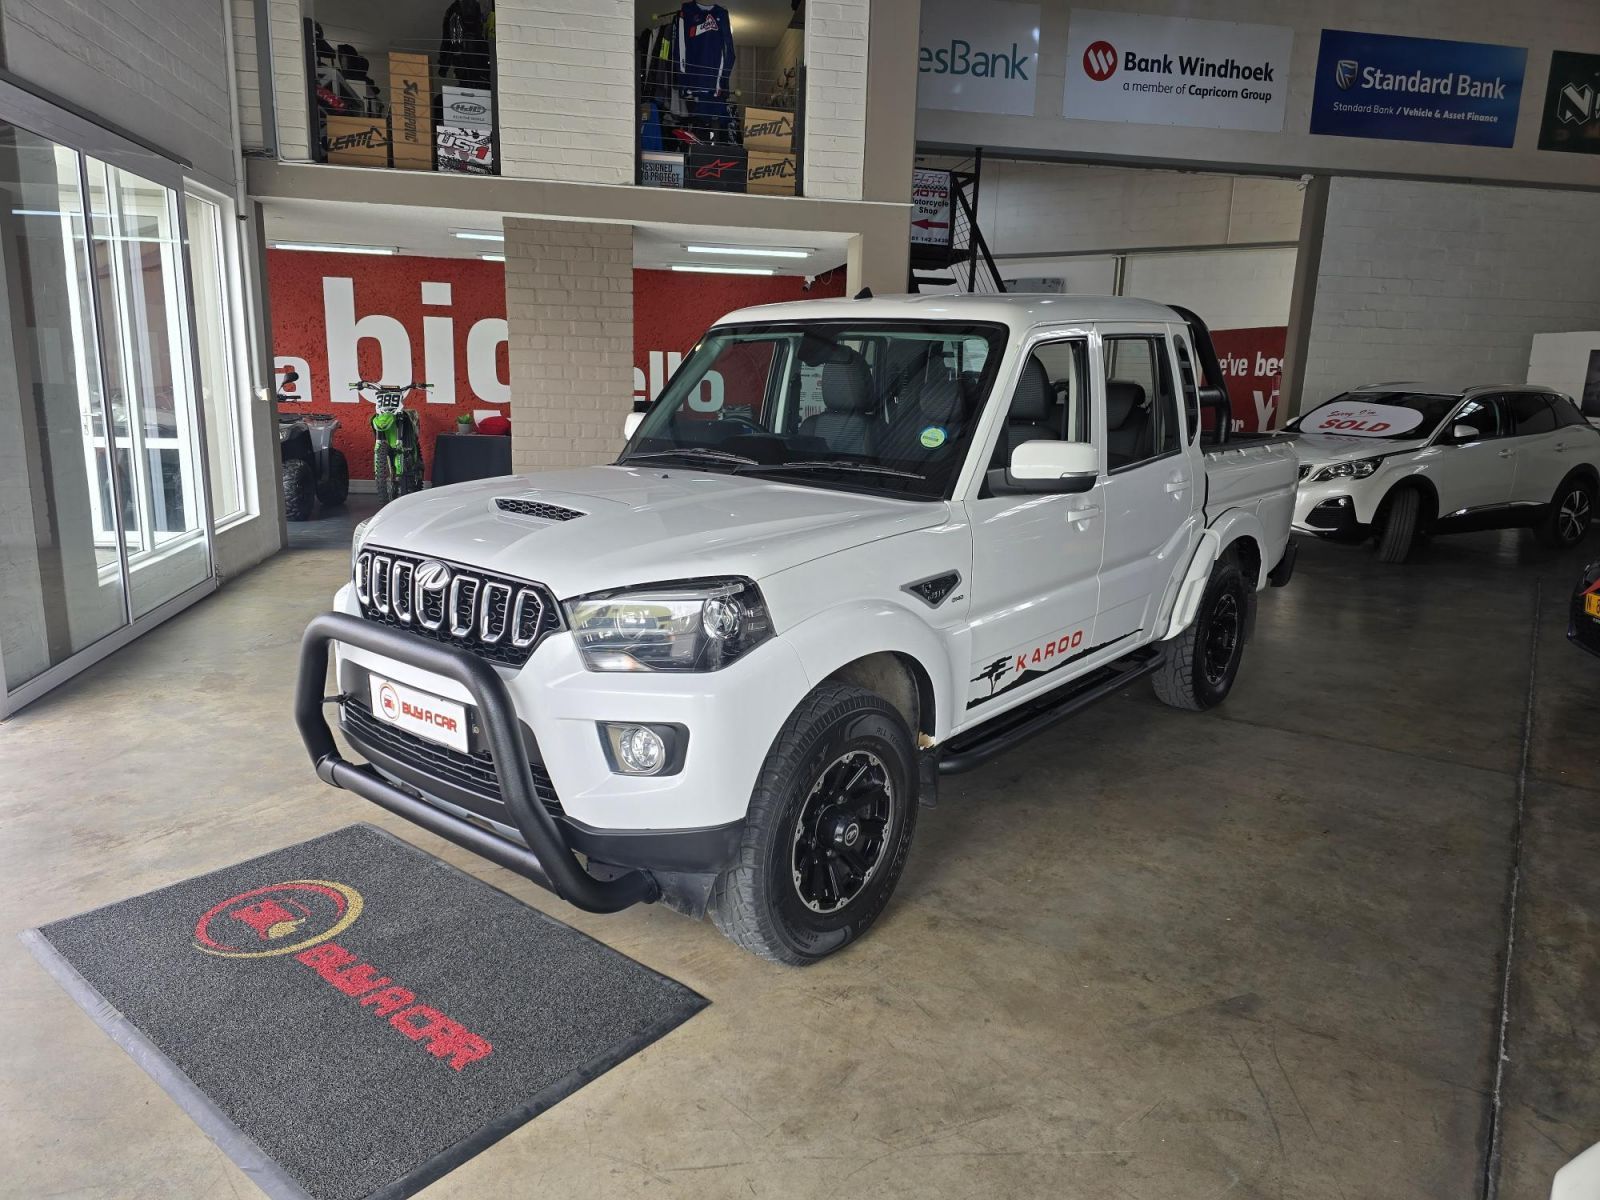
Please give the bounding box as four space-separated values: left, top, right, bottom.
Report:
1152 556 1249 711
373 445 397 504
711 683 918 965
316 448 349 507
281 458 315 521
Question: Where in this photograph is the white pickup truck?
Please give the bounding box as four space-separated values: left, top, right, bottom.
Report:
296 295 1298 964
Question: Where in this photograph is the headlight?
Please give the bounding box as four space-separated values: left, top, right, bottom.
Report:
1312 456 1384 483
566 578 774 672
351 517 373 570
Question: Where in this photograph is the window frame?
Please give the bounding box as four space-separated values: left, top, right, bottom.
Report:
1101 329 1184 475
981 335 1094 482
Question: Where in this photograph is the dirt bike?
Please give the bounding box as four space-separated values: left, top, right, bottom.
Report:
276 368 349 521
351 379 430 503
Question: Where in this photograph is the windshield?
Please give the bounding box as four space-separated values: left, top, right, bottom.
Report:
618 320 1009 499
1288 391 1460 440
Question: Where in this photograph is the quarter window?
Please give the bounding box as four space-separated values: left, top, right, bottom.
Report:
1504 391 1558 436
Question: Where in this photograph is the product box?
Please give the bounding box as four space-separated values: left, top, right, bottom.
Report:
388 52 432 169
436 125 494 174
324 115 391 166
685 143 747 192
746 149 797 195
640 150 685 188
441 86 493 130
741 106 794 151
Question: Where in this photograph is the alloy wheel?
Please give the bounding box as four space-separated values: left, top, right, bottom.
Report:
1559 489 1591 544
790 750 895 914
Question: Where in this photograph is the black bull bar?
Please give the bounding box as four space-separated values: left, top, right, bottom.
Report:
295 612 660 913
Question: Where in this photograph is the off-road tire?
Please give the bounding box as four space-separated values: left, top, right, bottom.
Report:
710 682 918 965
281 458 315 521
1373 487 1421 564
1539 474 1594 549
1153 556 1250 711
374 450 397 504
316 448 350 507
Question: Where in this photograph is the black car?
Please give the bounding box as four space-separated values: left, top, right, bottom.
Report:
1571 561 1600 659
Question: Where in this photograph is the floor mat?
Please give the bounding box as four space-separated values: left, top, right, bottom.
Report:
22 823 706 1200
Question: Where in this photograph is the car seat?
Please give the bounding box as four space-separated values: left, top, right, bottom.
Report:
1106 379 1152 467
798 350 876 454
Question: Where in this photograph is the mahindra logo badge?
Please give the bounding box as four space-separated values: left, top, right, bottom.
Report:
415 560 452 591
194 880 365 959
1336 59 1359 90
1083 40 1117 82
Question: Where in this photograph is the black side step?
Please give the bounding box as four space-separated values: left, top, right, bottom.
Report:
938 647 1164 775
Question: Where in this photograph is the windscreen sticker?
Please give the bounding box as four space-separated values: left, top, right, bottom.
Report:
919 425 948 449
1300 402 1425 438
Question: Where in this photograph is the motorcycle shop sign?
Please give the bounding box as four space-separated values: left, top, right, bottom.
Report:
1063 11 1293 132
917 0 1040 116
910 168 954 251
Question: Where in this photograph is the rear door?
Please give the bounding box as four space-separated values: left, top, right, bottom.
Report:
1434 394 1517 515
1502 390 1570 504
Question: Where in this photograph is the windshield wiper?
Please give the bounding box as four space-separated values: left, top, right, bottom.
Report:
621 447 759 468
738 460 926 481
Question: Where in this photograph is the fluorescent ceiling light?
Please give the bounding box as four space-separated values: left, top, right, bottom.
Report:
273 241 395 255
671 264 776 276
684 244 811 258
453 229 505 242
479 253 505 262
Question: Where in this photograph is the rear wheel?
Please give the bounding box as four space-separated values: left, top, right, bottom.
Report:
316 448 349 507
1373 487 1421 564
711 683 917 965
281 458 315 521
1540 475 1594 549
1153 556 1249 711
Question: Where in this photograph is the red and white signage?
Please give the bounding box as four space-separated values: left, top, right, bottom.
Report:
1211 325 1287 433
910 168 954 249
369 675 468 752
1299 401 1425 438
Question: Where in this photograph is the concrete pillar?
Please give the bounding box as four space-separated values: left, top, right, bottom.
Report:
804 0 871 200
846 229 909 297
503 218 634 472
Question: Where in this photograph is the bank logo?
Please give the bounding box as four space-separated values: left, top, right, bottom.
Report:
1335 58 1359 90
194 880 364 959
414 560 451 592
1557 81 1595 125
377 682 401 719
1083 40 1118 81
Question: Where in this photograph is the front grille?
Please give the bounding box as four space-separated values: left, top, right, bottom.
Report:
355 547 562 668
496 498 585 521
340 697 563 816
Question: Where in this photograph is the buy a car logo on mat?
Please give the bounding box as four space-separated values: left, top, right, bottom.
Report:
193 880 364 959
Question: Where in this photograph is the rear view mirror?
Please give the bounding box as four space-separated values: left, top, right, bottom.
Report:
623 411 645 439
992 440 1099 494
1450 424 1478 443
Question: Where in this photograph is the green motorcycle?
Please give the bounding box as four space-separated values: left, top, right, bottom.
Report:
350 379 430 503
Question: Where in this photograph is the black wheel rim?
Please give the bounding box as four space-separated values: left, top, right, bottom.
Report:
790 750 895 914
1202 592 1242 687
1558 489 1591 544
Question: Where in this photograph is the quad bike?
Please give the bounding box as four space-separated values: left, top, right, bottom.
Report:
277 370 350 521
352 379 430 503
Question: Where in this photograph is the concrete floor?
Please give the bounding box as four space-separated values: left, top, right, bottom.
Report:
3 522 1597 1199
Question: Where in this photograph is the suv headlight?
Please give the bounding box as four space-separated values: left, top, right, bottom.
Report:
1312 456 1385 483
351 517 373 571
566 578 774 672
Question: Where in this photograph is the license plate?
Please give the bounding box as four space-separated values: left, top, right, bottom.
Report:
368 675 469 752
1587 593 1600 620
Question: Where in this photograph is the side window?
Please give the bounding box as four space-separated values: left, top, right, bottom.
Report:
1452 396 1508 440
987 339 1090 472
1552 394 1588 428
1505 391 1559 436
1103 335 1180 470
1173 336 1201 444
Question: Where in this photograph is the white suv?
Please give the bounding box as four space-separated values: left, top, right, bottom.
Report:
1289 384 1600 562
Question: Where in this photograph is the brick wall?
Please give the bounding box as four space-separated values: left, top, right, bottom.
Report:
803 0 869 200
265 0 310 160
496 0 634 184
503 219 634 471
231 0 266 153
1299 178 1600 404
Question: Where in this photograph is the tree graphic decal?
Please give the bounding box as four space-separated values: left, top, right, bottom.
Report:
972 657 1010 696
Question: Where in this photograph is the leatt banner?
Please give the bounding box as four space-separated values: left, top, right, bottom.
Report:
1063 10 1293 132
1538 51 1600 155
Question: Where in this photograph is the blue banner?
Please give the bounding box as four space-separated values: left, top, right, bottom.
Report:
1310 30 1526 147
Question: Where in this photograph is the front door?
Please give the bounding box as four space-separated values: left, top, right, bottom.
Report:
1436 394 1517 516
961 335 1106 722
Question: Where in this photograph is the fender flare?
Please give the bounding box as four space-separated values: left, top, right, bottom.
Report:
777 600 962 740
1160 509 1268 640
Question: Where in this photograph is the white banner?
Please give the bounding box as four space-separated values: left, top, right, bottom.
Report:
1063 10 1292 132
918 0 1041 116
910 168 954 248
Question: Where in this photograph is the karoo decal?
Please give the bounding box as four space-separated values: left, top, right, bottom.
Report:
969 629 1140 709
195 880 493 1072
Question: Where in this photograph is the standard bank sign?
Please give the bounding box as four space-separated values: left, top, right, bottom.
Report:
918 0 1040 117
1311 30 1526 147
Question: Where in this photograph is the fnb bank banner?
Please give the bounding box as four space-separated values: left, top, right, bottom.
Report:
1310 30 1526 147
268 252 838 479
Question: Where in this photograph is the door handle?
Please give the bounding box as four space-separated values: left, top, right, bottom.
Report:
1164 479 1190 494
1067 505 1101 523
1497 449 1515 458
1554 443 1570 453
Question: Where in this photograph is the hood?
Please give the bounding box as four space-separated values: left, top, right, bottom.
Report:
1291 432 1430 470
357 465 950 599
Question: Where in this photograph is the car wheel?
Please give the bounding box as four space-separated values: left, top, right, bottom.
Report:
710 682 918 965
316 448 350 507
1152 555 1250 711
1373 487 1421 564
1541 475 1594 549
281 458 315 521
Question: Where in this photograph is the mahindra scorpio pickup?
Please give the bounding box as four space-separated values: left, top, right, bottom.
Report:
295 294 1299 964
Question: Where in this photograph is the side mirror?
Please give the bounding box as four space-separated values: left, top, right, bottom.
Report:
993 441 1099 494
1450 424 1478 443
623 411 645 439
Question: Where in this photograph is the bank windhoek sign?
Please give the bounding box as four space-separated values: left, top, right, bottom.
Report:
1064 10 1293 132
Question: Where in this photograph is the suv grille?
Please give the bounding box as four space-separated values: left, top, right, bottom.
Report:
496 498 585 521
354 547 562 668
341 698 563 816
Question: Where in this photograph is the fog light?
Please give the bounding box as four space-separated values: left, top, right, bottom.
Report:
606 724 665 775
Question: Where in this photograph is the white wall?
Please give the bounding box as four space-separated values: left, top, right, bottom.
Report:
804 0 870 200
1124 247 1296 331
232 0 266 153
917 0 1600 191
1299 177 1600 405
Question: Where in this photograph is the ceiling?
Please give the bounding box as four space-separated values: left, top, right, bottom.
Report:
260 198 849 275
634 0 798 47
